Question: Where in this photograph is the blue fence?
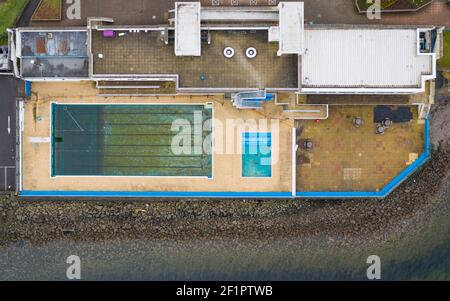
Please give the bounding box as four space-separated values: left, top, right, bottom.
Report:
25 81 31 97
19 191 293 199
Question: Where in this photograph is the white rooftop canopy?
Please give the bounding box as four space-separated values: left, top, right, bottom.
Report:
278 2 304 56
301 29 434 92
200 8 279 22
175 2 201 56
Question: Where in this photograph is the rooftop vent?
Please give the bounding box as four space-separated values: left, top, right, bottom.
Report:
223 47 235 58
376 125 386 135
246 47 257 59
353 117 363 128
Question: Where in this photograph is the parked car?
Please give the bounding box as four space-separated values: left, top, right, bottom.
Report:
0 45 10 71
0 46 8 57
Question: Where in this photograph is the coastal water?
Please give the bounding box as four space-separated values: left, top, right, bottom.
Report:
1 203 448 281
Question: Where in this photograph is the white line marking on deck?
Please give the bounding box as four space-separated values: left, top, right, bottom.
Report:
7 115 11 135
29 137 51 143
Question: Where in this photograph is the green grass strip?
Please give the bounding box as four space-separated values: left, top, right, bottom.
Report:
0 0 29 45
438 31 450 69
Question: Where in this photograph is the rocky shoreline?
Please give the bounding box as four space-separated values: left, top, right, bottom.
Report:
0 97 449 250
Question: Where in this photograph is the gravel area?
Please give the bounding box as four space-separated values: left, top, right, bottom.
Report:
0 97 449 250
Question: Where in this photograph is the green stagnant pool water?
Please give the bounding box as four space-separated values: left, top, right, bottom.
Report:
51 104 212 177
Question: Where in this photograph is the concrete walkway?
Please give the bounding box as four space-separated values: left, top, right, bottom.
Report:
377 0 450 27
303 0 449 27
16 0 40 27
28 0 450 27
0 77 18 192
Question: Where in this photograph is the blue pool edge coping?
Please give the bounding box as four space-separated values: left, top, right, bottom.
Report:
20 119 430 199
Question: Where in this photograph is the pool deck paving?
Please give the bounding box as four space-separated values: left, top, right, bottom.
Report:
22 82 293 193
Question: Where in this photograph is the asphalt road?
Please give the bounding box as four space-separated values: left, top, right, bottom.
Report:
17 0 41 27
0 76 18 191
0 0 38 192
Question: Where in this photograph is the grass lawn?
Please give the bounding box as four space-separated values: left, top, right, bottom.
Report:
443 71 450 83
438 31 450 69
0 0 28 45
32 0 61 21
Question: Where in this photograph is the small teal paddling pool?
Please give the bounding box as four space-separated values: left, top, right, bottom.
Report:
242 132 272 178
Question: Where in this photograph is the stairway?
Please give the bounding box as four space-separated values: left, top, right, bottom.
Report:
232 90 272 109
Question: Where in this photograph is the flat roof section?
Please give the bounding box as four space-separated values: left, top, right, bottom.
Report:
302 29 433 89
175 2 201 56
200 7 279 22
92 30 298 90
20 31 87 57
278 2 304 55
22 57 89 78
19 30 89 78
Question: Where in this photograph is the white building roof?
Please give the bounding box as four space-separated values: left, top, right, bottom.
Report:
301 29 434 92
201 8 279 22
175 2 201 56
278 2 304 55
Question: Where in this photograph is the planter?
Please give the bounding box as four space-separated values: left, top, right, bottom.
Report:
356 0 434 13
31 0 61 21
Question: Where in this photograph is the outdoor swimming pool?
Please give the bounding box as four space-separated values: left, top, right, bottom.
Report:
51 103 213 177
242 132 272 178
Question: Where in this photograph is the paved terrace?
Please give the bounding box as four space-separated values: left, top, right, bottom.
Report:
91 29 298 89
296 105 424 192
